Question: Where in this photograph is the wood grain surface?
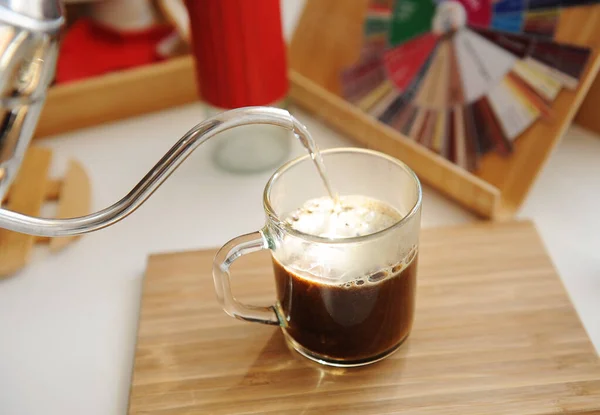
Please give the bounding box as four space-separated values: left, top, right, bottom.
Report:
576 71 600 135
0 148 91 277
129 221 600 414
0 147 51 276
49 160 90 252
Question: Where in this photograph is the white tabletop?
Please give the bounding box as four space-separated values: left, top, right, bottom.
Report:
0 102 598 415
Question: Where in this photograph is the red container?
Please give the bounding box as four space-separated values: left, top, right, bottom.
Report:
184 0 289 109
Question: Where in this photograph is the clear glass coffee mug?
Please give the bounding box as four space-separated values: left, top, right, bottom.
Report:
213 148 422 367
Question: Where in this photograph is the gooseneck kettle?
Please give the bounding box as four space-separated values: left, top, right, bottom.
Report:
0 1 312 237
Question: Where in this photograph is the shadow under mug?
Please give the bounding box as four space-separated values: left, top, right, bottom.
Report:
213 148 422 367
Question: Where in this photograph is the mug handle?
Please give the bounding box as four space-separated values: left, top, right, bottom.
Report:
212 229 281 325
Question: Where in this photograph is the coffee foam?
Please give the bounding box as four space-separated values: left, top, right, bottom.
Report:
276 195 417 285
285 195 401 239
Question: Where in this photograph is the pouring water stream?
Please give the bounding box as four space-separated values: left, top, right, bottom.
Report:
293 131 338 204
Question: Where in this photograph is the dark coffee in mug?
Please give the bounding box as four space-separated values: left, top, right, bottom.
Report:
272 195 418 364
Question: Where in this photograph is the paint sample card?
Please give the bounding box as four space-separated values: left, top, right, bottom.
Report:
414 40 450 110
447 108 456 161
402 105 420 136
487 79 539 139
382 96 411 127
431 110 448 153
523 9 559 38
408 108 428 139
473 27 591 88
479 96 512 155
452 105 468 168
390 103 414 131
505 77 543 122
454 29 516 103
523 57 578 90
511 60 562 101
389 0 435 45
493 0 526 14
378 47 437 123
368 89 401 120
403 45 438 100
432 40 451 109
457 0 492 27
370 0 394 6
340 56 386 102
365 17 390 37
506 72 552 118
471 27 531 58
527 0 562 10
472 99 494 154
491 12 524 33
419 110 437 147
531 40 591 81
413 49 441 109
448 40 465 105
463 103 481 161
490 3 525 32
356 37 388 63
384 33 438 91
487 82 521 139
562 0 600 6
357 80 395 112
365 3 392 37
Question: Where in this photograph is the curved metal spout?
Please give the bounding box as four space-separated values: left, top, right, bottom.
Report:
0 106 312 237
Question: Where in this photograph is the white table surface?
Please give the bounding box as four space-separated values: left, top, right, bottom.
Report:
0 102 598 415
1 3 600 413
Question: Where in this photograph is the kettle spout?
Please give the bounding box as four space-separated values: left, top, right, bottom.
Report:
0 107 309 237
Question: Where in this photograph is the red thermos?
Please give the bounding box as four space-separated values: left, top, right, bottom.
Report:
184 0 291 173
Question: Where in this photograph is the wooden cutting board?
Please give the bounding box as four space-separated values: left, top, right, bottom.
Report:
128 221 600 415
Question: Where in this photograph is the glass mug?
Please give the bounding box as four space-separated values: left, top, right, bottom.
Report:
213 148 422 367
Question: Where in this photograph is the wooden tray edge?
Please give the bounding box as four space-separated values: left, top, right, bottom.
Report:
34 56 199 139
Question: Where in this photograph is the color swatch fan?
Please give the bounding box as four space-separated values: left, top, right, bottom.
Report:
341 0 596 171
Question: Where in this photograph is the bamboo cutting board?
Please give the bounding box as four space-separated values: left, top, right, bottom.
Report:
128 221 600 414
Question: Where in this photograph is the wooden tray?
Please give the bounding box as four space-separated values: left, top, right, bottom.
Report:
34 56 198 139
0 146 90 277
575 72 600 135
288 1 600 219
128 221 600 414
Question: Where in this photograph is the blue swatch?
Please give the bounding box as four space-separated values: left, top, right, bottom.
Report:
491 12 524 33
493 0 526 14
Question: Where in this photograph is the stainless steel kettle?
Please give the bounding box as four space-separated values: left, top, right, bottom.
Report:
0 0 62 201
0 1 314 237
